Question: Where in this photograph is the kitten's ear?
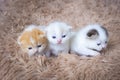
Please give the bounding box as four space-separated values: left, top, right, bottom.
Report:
39 35 46 38
87 29 98 39
17 35 25 45
39 30 46 38
100 26 109 37
38 25 47 36
67 26 72 31
44 27 49 34
17 36 22 45
38 26 46 31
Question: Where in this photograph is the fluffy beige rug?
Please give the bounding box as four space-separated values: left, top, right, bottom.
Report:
0 0 120 80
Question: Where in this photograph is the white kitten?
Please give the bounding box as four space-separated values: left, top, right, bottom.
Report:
71 24 109 56
45 21 72 56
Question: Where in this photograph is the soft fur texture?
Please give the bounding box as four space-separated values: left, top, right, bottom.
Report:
0 0 120 80
46 21 72 56
71 24 109 56
18 25 48 56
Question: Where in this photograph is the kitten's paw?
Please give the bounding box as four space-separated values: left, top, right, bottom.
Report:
28 53 35 56
88 52 100 56
45 51 51 57
38 55 42 58
95 52 101 56
38 55 46 60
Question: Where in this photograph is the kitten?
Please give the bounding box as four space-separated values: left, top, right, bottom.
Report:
45 21 72 56
71 24 109 56
18 25 49 56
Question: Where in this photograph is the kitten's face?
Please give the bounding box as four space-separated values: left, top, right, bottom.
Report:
87 38 108 51
46 22 72 44
86 29 108 51
18 29 48 56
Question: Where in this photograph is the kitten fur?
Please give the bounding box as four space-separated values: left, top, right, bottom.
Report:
45 21 72 56
18 25 49 56
71 24 109 56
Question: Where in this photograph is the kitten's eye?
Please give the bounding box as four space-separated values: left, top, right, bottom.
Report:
62 35 66 38
97 43 101 46
52 36 56 39
105 41 107 44
28 47 32 50
37 45 41 48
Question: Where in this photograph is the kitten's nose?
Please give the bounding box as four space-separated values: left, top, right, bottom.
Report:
102 47 106 50
35 50 39 53
57 39 62 44
102 45 106 49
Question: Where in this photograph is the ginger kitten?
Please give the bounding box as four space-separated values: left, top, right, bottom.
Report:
18 25 49 56
71 24 109 56
45 21 72 56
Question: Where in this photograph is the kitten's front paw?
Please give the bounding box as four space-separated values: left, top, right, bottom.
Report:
28 52 35 56
87 52 100 57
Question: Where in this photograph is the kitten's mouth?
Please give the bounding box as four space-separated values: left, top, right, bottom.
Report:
57 42 62 44
89 48 100 52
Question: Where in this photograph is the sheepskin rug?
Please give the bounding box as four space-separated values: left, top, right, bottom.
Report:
0 0 120 80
